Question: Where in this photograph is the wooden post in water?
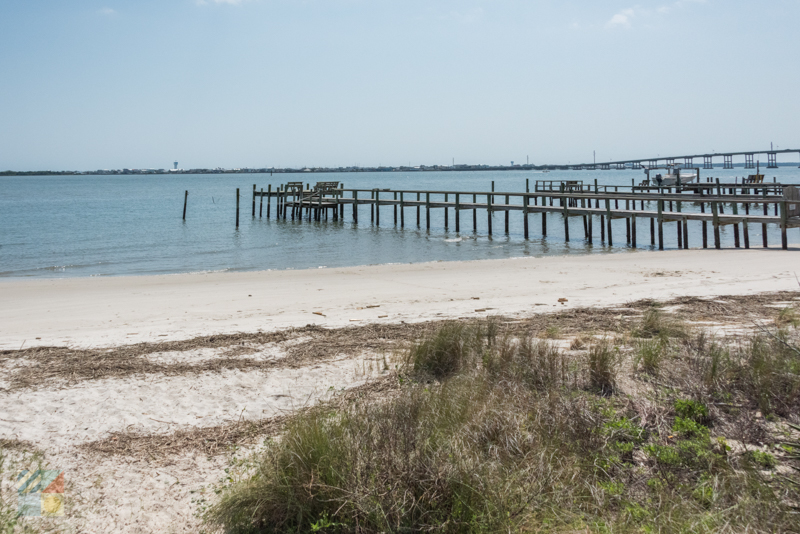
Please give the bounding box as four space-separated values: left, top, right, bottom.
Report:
523 195 529 239
600 214 605 242
562 184 570 242
400 192 405 227
259 188 263 218
473 194 477 231
676 201 683 249
353 190 358 223
339 184 344 220
266 184 272 218
425 192 430 230
236 188 240 228
743 216 750 249
370 191 375 223
712 202 721 249
631 214 637 248
444 193 449 229
183 190 188 220
762 190 769 248
505 195 510 233
542 205 547 236
700 202 707 248
455 193 460 233
732 203 740 248
781 200 788 250
487 193 493 235
416 192 420 227
605 198 612 246
650 217 655 246
375 190 380 226
394 192 398 225
252 184 256 218
657 200 664 250
626 199 630 244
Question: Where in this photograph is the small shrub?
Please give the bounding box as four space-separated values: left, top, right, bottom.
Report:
673 417 709 439
514 338 570 390
776 307 799 328
409 322 480 379
604 417 647 445
744 450 776 469
542 326 561 339
736 334 800 416
675 399 710 425
634 308 689 340
588 340 618 395
635 338 667 375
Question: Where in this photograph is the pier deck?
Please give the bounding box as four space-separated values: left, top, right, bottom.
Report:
246 180 800 250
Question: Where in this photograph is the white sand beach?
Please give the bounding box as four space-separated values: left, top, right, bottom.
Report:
0 248 797 351
1 248 799 532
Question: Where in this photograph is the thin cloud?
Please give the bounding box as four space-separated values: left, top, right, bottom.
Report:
97 7 116 16
606 0 704 29
606 8 636 28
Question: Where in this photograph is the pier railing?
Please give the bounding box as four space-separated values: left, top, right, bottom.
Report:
245 180 799 250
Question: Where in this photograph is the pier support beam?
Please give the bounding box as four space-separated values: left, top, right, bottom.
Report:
523 196 529 239
455 193 460 233
657 200 664 250
724 155 733 169
712 202 721 249
768 152 778 169
487 193 493 235
703 155 713 169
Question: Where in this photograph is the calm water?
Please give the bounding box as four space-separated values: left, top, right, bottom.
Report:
1 168 798 278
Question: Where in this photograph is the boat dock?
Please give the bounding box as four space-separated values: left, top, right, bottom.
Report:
238 179 800 250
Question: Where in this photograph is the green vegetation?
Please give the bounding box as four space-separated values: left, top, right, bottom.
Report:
205 320 800 533
633 306 689 340
634 338 667 375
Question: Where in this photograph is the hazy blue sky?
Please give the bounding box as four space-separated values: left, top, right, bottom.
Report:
1 0 798 170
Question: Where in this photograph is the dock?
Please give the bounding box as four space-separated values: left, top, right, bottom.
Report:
244 179 800 250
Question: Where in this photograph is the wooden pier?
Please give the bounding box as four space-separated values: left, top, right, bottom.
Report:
248 180 800 250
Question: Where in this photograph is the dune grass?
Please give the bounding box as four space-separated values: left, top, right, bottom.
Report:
205 320 800 534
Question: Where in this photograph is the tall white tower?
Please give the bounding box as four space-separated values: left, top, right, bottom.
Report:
174 162 178 170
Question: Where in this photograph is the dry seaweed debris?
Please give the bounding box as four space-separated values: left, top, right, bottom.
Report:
79 374 401 463
0 323 432 391
2 292 797 392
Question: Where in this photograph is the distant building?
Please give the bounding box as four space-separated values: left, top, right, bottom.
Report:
174 162 178 170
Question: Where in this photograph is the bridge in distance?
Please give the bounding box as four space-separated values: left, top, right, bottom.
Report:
548 148 799 171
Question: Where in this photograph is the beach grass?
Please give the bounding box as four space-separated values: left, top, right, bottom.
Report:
205 317 800 534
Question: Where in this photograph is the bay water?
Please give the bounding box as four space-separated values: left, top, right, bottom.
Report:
1 168 798 279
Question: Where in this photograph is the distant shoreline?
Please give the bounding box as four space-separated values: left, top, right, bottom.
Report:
3 162 800 177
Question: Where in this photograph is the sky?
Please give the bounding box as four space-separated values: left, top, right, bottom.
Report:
1 0 799 171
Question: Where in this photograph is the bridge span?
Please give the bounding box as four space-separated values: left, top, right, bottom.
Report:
551 148 799 171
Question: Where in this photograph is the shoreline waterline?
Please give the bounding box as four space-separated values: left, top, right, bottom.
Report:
1 248 797 351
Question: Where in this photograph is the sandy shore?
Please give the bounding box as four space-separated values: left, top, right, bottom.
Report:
2 248 799 532
1 248 798 350
0 250 797 349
